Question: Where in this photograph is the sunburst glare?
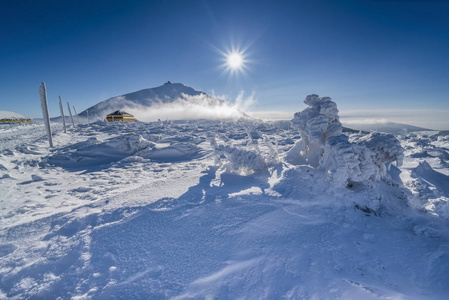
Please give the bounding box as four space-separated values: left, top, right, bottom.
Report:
212 39 253 78
227 52 243 70
218 47 249 77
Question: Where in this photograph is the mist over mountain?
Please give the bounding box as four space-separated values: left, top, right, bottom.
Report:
65 82 249 122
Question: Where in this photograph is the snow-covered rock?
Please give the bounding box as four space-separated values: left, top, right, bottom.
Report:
288 94 403 186
288 94 342 166
320 132 404 186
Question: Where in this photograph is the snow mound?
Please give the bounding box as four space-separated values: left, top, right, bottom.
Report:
41 134 156 171
412 161 449 197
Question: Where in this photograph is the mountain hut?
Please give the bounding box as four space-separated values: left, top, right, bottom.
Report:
0 110 31 123
106 110 135 122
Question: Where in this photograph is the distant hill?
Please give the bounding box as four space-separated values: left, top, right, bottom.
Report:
341 122 433 135
53 82 248 122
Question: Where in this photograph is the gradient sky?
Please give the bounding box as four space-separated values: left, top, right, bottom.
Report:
1 0 449 129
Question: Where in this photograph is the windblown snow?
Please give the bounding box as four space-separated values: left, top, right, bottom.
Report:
1 94 449 299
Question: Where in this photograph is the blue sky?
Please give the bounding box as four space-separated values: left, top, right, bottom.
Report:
1 0 448 129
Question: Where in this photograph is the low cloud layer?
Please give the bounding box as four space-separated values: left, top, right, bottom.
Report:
340 109 449 130
247 109 449 130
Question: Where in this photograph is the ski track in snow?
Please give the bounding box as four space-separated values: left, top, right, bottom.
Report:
0 121 449 299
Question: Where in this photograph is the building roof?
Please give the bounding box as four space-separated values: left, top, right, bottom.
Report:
107 110 133 116
0 110 30 120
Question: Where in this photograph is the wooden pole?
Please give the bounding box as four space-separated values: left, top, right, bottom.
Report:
58 96 67 133
73 106 80 124
67 102 75 128
39 82 54 147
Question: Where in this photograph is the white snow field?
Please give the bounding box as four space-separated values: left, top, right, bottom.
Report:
1 95 449 299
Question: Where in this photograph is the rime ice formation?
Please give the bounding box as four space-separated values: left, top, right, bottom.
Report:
289 94 404 186
289 94 342 167
320 132 404 186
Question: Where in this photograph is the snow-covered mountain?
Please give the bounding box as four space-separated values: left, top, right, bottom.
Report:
68 82 248 121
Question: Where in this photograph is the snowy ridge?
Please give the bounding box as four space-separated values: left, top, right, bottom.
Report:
1 95 449 299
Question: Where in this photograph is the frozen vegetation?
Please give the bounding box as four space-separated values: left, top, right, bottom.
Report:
1 95 449 299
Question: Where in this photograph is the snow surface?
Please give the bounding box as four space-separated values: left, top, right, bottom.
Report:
1 96 449 299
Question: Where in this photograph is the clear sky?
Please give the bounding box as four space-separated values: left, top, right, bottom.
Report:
1 0 449 129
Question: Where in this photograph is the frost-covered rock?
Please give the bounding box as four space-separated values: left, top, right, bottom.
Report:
355 132 404 180
288 94 403 186
319 135 368 186
320 132 403 186
289 94 342 166
211 145 266 175
222 146 266 174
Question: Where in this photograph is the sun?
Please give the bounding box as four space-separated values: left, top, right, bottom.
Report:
227 52 243 70
215 44 250 77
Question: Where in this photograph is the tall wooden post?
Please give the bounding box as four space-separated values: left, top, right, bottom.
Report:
67 102 75 128
39 82 54 147
73 106 80 124
58 96 67 133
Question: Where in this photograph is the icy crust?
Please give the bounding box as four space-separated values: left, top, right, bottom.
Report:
289 94 404 186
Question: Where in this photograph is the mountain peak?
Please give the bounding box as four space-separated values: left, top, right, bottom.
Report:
116 82 205 103
74 83 229 121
